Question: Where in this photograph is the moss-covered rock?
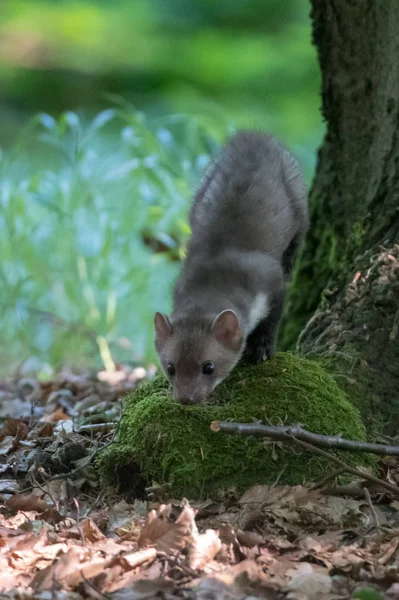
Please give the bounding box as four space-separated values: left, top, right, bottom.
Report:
98 353 372 498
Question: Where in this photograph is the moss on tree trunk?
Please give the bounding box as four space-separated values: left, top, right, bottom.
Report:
299 244 399 436
281 1 399 433
282 0 399 351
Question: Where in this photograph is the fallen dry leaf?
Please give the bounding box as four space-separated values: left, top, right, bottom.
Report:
37 422 55 438
236 530 265 548
0 478 20 494
45 408 71 422
377 534 399 565
0 436 17 455
286 562 332 600
33 546 106 591
1 418 29 440
6 494 49 513
137 503 197 555
80 518 107 543
138 505 173 547
122 547 157 568
188 529 222 570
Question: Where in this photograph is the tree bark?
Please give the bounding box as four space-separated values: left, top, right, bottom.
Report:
284 0 399 433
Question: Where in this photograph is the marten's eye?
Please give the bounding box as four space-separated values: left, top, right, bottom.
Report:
167 363 176 376
202 362 215 375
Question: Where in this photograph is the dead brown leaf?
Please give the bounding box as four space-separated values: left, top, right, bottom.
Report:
210 558 266 588
285 562 332 600
238 484 297 507
6 494 49 513
80 518 107 543
45 408 71 422
1 418 29 440
41 507 64 525
37 422 55 438
137 502 197 555
33 546 106 591
330 545 368 571
138 505 172 547
236 530 265 548
188 529 222 570
377 534 399 565
0 436 17 455
122 547 157 569
32 479 69 506
0 478 19 494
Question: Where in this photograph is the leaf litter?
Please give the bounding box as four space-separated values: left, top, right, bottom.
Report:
1 366 399 598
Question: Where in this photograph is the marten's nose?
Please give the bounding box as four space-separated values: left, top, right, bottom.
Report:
177 395 195 405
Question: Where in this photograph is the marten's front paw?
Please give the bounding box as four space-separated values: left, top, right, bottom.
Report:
241 343 273 365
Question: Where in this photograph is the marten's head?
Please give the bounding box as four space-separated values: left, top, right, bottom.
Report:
154 310 244 405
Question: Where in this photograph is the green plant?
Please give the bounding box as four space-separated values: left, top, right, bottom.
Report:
0 108 232 374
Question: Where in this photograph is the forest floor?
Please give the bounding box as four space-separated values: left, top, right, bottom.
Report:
0 366 399 600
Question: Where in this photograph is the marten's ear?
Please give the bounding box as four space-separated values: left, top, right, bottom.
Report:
154 312 172 345
211 309 242 351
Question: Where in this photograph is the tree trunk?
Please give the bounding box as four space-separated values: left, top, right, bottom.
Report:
284 0 399 434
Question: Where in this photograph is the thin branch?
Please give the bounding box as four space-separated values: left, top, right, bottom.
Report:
29 473 56 506
319 485 366 498
48 440 113 481
211 421 399 456
80 569 111 600
364 487 381 533
311 467 347 490
49 408 122 481
78 422 117 435
289 437 399 497
212 421 399 498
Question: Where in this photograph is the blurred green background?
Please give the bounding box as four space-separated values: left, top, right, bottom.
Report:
0 0 323 376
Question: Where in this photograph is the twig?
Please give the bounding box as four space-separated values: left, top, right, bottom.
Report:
364 487 381 533
296 312 319 349
212 422 399 498
272 465 287 488
211 421 399 456
49 437 115 481
318 485 366 498
49 411 121 482
80 570 110 600
78 422 117 435
311 467 347 490
29 474 56 506
281 436 399 498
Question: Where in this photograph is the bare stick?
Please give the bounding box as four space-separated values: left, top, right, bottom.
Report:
212 422 399 498
364 487 381 533
311 467 347 490
49 406 122 481
318 485 365 498
283 437 399 498
299 438 399 496
49 436 115 481
211 421 399 456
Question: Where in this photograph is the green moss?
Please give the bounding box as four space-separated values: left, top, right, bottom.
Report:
281 222 341 351
98 353 373 498
281 207 367 352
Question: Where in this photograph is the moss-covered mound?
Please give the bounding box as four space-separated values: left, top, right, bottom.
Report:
98 353 372 498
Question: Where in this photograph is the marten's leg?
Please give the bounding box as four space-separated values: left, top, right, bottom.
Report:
242 292 284 364
282 234 300 279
